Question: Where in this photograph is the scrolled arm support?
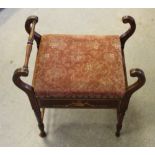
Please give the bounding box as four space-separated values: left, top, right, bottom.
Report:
120 16 136 50
25 15 41 49
119 68 146 112
12 67 33 93
12 67 37 110
126 68 146 97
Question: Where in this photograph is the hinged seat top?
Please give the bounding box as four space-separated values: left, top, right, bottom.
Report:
32 34 126 98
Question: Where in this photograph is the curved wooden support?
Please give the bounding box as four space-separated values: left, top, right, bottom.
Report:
121 68 146 111
25 15 41 49
120 16 136 50
12 67 38 111
12 67 32 98
116 68 145 137
126 68 146 97
12 68 46 137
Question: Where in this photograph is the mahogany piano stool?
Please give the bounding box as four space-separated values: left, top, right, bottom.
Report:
13 15 146 137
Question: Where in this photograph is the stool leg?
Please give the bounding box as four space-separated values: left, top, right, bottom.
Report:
21 86 46 137
32 101 46 137
115 97 130 137
23 90 46 137
116 109 126 137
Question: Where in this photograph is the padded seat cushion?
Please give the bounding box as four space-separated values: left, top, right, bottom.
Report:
32 34 126 98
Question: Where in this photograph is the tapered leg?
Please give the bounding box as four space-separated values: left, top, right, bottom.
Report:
23 89 47 137
32 99 46 137
115 97 130 137
116 109 126 137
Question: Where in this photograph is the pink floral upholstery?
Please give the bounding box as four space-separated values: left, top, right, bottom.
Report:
32 34 126 98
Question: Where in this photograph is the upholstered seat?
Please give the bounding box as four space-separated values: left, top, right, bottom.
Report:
32 34 126 98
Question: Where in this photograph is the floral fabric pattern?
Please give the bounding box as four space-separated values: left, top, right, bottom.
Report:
33 34 126 98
